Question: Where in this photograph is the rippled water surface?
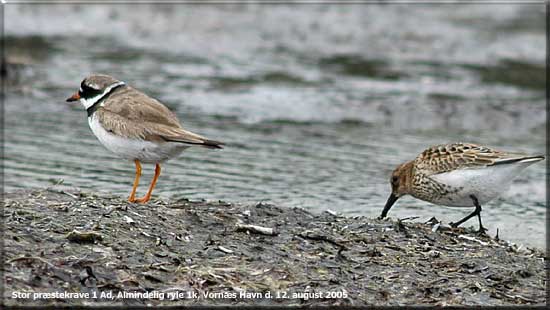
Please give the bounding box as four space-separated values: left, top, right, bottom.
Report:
5 4 546 248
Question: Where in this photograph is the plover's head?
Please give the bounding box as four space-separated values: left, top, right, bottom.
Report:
66 74 125 110
379 160 414 219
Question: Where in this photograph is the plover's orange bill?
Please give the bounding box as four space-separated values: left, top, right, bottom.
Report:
379 143 544 233
67 74 224 203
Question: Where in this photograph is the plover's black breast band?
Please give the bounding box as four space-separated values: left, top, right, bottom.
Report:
87 84 125 117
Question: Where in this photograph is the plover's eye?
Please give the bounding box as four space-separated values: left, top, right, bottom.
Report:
79 81 102 98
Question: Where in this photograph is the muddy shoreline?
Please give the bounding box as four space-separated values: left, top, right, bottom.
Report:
2 187 546 306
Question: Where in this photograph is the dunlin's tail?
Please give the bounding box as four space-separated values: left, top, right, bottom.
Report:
492 155 545 166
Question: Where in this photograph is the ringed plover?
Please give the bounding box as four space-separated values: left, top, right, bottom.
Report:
67 74 223 203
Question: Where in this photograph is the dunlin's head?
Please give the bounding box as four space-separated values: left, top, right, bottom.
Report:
379 160 414 219
66 74 125 110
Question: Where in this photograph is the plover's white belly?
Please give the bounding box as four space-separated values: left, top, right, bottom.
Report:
88 115 188 163
430 164 531 207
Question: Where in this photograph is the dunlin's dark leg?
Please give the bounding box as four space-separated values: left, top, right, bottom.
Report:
450 195 486 233
470 195 487 234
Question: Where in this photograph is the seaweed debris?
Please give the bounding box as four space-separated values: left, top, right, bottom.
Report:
3 188 546 306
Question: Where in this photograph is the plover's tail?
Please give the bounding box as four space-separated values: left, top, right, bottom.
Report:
160 128 224 149
200 139 224 149
492 155 545 166
164 137 224 149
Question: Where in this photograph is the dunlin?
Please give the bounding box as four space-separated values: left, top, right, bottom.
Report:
67 74 224 203
379 143 544 232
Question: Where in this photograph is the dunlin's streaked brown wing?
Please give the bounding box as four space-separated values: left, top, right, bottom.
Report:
414 143 529 176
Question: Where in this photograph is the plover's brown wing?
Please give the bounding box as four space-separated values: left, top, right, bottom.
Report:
414 143 516 175
103 86 182 128
97 108 223 149
98 87 223 148
149 124 224 149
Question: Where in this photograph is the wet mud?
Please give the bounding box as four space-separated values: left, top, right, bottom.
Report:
3 188 546 306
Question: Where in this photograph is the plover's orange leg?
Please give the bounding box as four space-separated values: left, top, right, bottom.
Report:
135 163 161 203
128 159 142 203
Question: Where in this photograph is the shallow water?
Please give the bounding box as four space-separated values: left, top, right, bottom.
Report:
5 4 546 248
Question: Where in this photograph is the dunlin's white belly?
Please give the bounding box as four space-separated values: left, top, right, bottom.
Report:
88 115 188 163
430 163 534 207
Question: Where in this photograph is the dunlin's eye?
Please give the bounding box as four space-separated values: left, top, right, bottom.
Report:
391 176 398 184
